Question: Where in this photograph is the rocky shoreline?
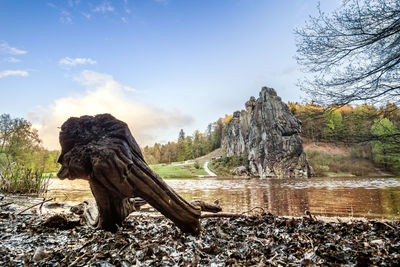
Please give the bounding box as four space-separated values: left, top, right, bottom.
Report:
1 196 399 266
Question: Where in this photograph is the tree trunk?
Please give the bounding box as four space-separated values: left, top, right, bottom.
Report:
57 114 203 235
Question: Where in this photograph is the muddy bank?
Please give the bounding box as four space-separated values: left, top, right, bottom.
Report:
0 197 399 266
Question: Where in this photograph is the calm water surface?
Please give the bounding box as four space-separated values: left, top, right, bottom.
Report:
48 177 400 220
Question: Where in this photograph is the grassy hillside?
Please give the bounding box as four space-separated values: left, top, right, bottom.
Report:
304 141 393 177
151 142 392 178
149 161 207 178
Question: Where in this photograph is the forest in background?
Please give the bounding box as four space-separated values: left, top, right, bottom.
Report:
1 101 400 176
143 102 400 174
142 114 232 164
0 114 59 174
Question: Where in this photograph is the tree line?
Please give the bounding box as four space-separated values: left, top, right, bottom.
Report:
294 0 400 173
142 115 232 164
289 102 400 171
2 99 399 174
143 102 400 172
0 114 60 173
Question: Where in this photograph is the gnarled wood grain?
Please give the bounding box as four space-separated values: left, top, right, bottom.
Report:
57 114 203 234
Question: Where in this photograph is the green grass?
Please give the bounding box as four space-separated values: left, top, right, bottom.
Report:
149 162 207 178
42 172 58 178
0 165 49 194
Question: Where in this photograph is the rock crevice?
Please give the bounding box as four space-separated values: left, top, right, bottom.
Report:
222 87 312 178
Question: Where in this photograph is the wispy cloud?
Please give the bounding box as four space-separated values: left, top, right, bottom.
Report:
30 70 192 149
48 3 72 24
0 42 27 55
4 57 21 63
92 2 114 13
60 10 72 24
67 0 80 8
59 57 97 66
0 70 29 78
82 12 91 20
49 1 128 24
123 0 131 14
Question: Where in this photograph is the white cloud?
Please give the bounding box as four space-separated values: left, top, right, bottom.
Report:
59 57 97 66
92 2 114 13
4 57 21 63
0 70 29 78
67 0 80 7
48 3 72 24
30 70 193 150
123 0 131 14
82 12 91 19
60 10 72 24
0 42 27 55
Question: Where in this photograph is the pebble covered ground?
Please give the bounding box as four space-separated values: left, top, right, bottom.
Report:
0 197 399 266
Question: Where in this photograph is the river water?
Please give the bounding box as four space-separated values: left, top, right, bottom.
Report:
47 176 400 220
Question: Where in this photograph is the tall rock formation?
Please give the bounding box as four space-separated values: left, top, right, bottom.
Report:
222 87 312 178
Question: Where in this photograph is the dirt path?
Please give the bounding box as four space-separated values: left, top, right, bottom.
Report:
203 161 217 176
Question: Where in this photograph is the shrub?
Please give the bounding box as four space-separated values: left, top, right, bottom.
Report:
349 144 372 159
0 164 49 194
306 148 379 177
305 149 330 176
210 154 249 176
194 161 200 169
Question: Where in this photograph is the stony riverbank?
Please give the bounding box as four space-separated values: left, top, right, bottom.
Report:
0 196 399 266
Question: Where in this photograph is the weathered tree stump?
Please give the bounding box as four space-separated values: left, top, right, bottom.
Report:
57 114 218 235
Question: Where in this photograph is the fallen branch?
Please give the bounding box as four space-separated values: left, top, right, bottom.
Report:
126 208 266 219
127 211 253 219
39 197 47 214
382 222 395 230
200 207 266 218
201 212 244 218
190 200 221 213
240 206 265 215
67 251 90 267
17 198 55 215
303 233 314 249
0 202 13 208
266 252 278 264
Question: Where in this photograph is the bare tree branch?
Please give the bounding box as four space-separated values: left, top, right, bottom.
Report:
296 0 400 106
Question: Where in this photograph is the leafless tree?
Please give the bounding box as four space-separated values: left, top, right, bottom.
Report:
296 0 400 106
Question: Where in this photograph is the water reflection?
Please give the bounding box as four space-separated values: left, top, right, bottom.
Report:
47 177 400 220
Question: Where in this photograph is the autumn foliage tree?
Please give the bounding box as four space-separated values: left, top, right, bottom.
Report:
289 102 400 171
296 0 400 168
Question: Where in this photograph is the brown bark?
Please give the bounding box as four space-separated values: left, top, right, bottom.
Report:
57 114 202 234
190 200 222 213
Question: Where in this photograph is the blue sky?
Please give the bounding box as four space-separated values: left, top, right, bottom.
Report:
0 0 339 149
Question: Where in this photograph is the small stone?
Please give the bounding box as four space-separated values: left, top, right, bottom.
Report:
370 239 384 247
33 247 48 262
232 166 248 176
